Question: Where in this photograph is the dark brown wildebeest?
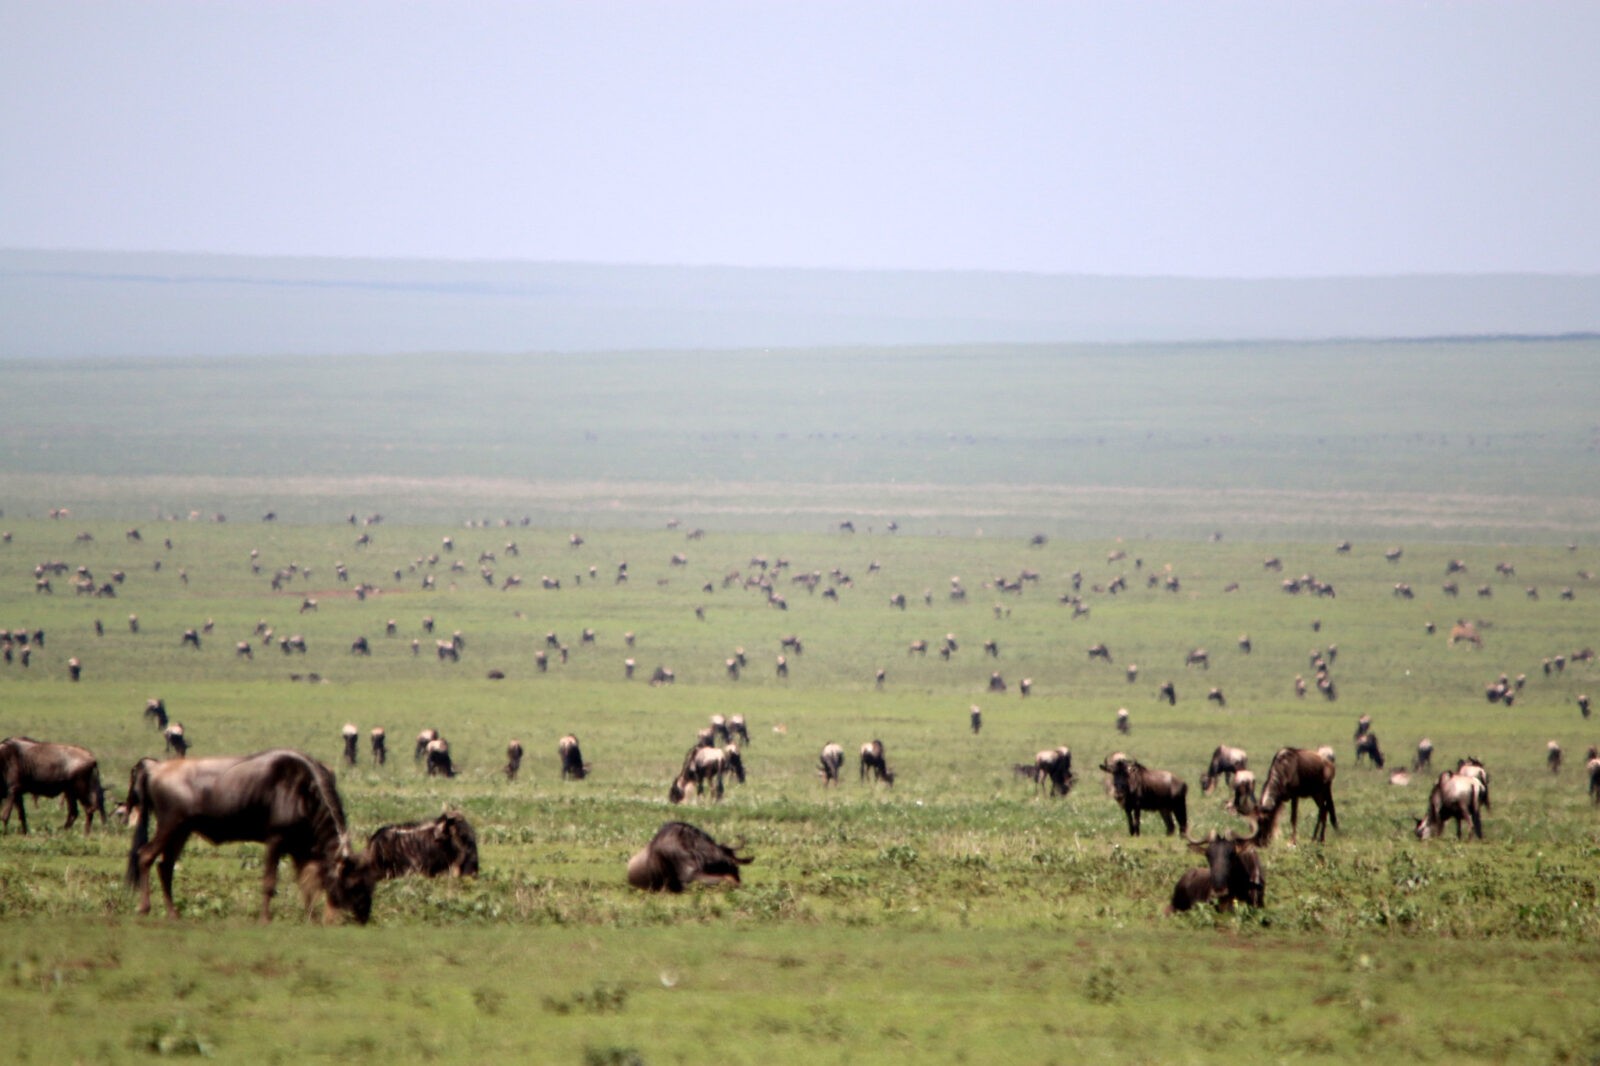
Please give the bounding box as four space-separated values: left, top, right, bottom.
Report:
424 738 455 778
414 728 439 762
859 740 895 785
1088 643 1112 663
988 671 1006 693
558 734 588 780
1099 754 1187 836
1355 733 1385 769
164 723 188 757
1 737 107 835
1116 707 1130 734
144 697 169 729
1353 714 1371 739
1413 737 1433 773
818 742 845 785
1168 830 1265 913
1206 687 1226 707
1546 740 1561 774
1414 771 1485 839
341 724 359 767
370 727 387 766
627 821 752 893
650 665 675 685
505 739 524 781
729 714 750 745
710 715 730 744
124 749 375 922
1200 746 1248 795
1253 748 1338 845
1227 770 1259 815
668 746 726 803
1578 694 1591 719
364 810 479 879
1588 748 1600 804
1185 648 1209 670
350 636 370 656
1157 681 1176 706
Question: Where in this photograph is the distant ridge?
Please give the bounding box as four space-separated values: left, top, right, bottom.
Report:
3 248 1598 357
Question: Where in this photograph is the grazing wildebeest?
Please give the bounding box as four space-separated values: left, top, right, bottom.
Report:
370 727 387 765
1126 663 1138 683
1116 707 1130 734
1414 771 1485 840
424 738 455 778
125 749 374 922
818 742 845 785
558 734 588 780
235 640 253 659
1098 754 1187 836
710 715 730 744
1455 757 1490 809
1088 643 1112 663
1588 748 1600 804
1413 737 1433 773
859 740 894 785
650 665 675 685
144 697 169 729
627 821 752 892
1019 746 1075 796
164 724 188 757
1206 687 1226 707
1353 714 1371 739
414 729 439 762
1579 694 1591 719
1253 748 1338 845
1168 831 1265 913
1185 648 1209 670
505 739 524 781
0 737 107 835
1157 681 1176 706
1547 740 1561 774
988 671 1006 693
728 714 750 745
1200 746 1248 795
1355 732 1385 769
350 636 370 656
1448 621 1482 647
364 810 479 879
668 746 726 803
341 724 359 767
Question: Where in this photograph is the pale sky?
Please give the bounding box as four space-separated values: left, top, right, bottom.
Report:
2 1 1597 277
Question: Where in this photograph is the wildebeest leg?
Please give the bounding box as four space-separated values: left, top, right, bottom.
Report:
152 828 191 919
62 792 80 833
1 787 27 834
1128 808 1140 836
1288 797 1300 845
260 840 283 922
1160 809 1176 835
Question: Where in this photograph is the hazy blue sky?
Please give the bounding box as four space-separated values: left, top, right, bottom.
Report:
2 2 1596 276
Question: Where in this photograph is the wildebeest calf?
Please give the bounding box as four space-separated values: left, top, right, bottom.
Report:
364 810 480 879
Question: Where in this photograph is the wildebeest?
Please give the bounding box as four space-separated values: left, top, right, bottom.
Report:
370 727 387 765
859 739 895 785
970 704 983 734
1088 643 1112 663
341 724 359 767
1588 749 1600 804
1200 746 1248 795
414 729 439 762
1413 737 1433 773
1206 687 1226 707
626 821 752 892
988 671 1006 692
710 715 730 744
1098 754 1187 836
505 739 524 781
164 723 188 757
0 737 107 835
144 697 169 729
424 737 455 777
1414 771 1485 840
364 810 480 879
1546 740 1561 774
1455 757 1490 809
1116 707 1130 734
1168 831 1264 913
1018 746 1074 796
1226 769 1259 815
558 734 588 780
1448 621 1482 647
818 742 845 785
728 714 750 745
1354 732 1385 769
1185 648 1209 670
125 749 375 922
1579 694 1591 719
1157 681 1176 705
650 665 675 685
1253 748 1338 845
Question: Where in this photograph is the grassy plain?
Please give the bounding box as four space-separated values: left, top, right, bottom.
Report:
2 519 1600 1063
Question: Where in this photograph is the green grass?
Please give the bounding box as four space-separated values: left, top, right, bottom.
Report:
3 519 1600 1061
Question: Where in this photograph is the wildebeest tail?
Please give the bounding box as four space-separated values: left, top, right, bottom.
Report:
124 760 153 886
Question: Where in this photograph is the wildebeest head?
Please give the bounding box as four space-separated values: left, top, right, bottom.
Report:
1187 830 1258 896
322 851 377 924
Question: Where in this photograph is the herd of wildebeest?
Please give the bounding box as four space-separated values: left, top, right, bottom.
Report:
3 517 1599 925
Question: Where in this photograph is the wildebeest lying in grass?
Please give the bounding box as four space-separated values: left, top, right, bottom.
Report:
125 749 375 923
0 736 107 835
1168 830 1264 913
364 810 479 879
1414 770 1486 840
1099 754 1187 836
1252 747 1338 845
626 821 752 892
